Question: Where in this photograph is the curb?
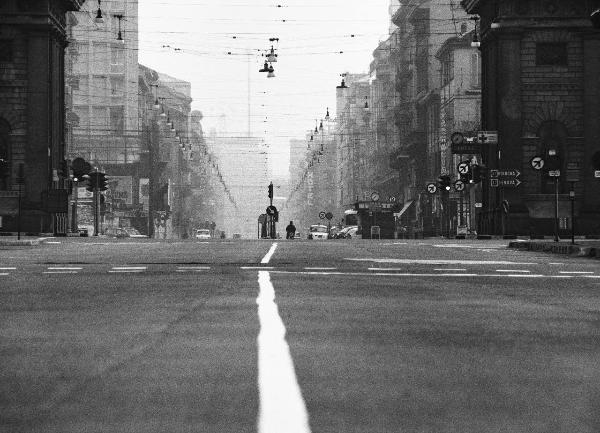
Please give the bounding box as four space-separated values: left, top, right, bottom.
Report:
0 239 42 246
508 241 598 258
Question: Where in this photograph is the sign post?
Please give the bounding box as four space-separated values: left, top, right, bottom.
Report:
17 163 24 240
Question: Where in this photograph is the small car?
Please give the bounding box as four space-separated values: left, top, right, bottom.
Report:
105 227 129 238
344 227 360 239
124 227 147 238
232 233 242 239
335 225 358 239
195 229 211 239
308 224 329 240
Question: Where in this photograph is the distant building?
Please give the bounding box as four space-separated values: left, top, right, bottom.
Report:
0 0 85 234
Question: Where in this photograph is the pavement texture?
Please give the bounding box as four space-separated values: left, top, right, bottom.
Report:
509 239 600 258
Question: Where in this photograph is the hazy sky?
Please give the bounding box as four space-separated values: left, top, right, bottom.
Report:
138 0 391 176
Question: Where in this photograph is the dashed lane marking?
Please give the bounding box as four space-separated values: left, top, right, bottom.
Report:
109 266 147 273
347 258 538 266
176 266 211 272
559 271 595 275
0 273 8 276
496 269 531 273
434 268 467 272
47 267 82 271
0 267 16 270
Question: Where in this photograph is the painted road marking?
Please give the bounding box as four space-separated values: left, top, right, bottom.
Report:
109 266 147 273
256 271 311 433
0 273 8 276
434 268 467 272
43 271 78 274
559 271 594 275
0 267 16 270
45 241 62 244
261 243 278 264
47 267 82 271
176 266 211 272
347 258 537 266
268 271 563 279
496 269 531 273
368 268 403 272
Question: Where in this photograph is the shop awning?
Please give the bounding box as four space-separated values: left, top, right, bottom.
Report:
394 200 414 218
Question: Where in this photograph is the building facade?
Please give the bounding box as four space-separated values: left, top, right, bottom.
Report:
462 0 600 236
0 0 86 234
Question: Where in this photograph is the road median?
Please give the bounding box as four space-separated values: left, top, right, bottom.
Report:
508 240 599 258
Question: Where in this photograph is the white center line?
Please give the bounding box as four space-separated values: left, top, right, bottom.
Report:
261 243 278 264
434 268 467 272
112 267 147 270
177 266 211 270
368 267 403 271
256 271 311 433
43 271 78 274
0 273 9 276
0 267 16 270
241 266 275 270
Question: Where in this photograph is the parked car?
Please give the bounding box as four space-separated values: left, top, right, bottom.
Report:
232 233 242 239
335 225 358 239
343 227 360 239
77 226 89 237
308 224 329 240
195 229 211 239
105 227 129 238
124 227 147 238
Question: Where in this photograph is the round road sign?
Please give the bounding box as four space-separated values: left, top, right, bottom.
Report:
426 183 437 194
388 196 396 203
318 211 326 219
451 132 464 145
266 205 277 216
454 180 465 192
325 212 333 220
457 162 470 175
530 156 544 170
371 192 380 202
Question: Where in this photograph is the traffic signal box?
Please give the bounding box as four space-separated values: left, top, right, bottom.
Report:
470 164 487 184
86 172 109 192
268 182 274 199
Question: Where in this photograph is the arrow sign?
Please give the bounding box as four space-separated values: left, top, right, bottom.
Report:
426 183 437 194
490 169 521 179
457 162 470 175
530 156 544 170
454 180 465 192
490 178 522 188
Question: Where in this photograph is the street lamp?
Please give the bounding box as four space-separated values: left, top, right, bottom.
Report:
95 0 104 23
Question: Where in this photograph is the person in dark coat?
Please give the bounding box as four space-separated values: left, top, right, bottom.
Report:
285 221 296 239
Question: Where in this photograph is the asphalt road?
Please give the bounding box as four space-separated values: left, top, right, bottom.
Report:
1 237 600 432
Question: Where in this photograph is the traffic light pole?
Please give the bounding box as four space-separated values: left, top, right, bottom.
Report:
93 187 99 236
554 177 559 242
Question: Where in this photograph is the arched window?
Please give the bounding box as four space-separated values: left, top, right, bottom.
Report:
0 118 11 190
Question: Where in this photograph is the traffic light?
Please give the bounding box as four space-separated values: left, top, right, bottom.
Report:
470 164 487 183
437 175 451 191
86 172 96 192
545 153 561 171
268 182 273 199
97 172 108 191
0 158 9 178
59 160 69 178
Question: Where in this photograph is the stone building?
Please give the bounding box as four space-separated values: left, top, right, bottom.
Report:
0 0 85 234
462 0 600 236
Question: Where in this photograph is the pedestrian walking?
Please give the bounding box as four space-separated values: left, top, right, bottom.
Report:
285 221 296 239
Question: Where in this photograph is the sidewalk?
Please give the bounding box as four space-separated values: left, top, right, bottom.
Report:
508 239 600 258
0 235 50 246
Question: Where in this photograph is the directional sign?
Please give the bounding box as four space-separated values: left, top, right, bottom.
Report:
451 141 480 155
426 183 437 194
457 162 470 175
490 169 521 179
475 130 498 145
530 156 544 170
490 178 522 188
454 180 465 192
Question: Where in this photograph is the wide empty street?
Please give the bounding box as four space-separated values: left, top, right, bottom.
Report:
1 238 600 433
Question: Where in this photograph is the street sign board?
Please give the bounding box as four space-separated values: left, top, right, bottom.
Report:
530 156 544 170
426 183 437 194
595 170 600 178
371 192 380 202
490 178 521 188
548 170 561 177
490 169 521 178
451 142 480 154
475 130 498 144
